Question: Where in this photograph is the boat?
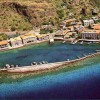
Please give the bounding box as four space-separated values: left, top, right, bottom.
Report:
77 56 80 59
42 61 46 64
83 54 86 57
95 50 100 52
49 39 54 44
38 62 42 65
5 64 10 69
80 41 83 44
88 42 92 44
71 40 77 44
62 41 66 44
45 61 48 64
67 59 70 61
31 62 37 66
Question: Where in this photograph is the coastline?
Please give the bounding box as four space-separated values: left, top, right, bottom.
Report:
0 40 49 52
0 52 100 74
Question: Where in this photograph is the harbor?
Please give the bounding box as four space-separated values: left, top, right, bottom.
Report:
0 43 100 73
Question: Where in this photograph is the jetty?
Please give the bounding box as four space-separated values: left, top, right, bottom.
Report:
0 52 100 73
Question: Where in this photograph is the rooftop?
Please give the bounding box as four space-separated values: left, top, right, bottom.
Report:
92 24 100 30
20 32 36 39
56 29 70 36
82 30 100 34
64 18 76 23
10 36 22 42
36 34 48 38
0 40 8 46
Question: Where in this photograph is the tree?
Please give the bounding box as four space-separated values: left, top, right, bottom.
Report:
0 33 9 41
11 26 16 31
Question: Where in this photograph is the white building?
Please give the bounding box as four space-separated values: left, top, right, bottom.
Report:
10 36 23 47
81 30 100 40
21 32 37 44
36 34 49 41
83 19 94 27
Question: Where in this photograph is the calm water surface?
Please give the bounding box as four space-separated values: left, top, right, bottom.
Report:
0 42 100 67
0 43 100 99
0 55 100 99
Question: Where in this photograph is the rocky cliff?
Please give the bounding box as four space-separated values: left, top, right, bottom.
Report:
0 0 99 31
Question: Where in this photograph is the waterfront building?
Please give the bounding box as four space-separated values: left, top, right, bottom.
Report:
36 34 49 41
10 36 23 47
81 30 100 40
21 32 37 44
0 40 9 50
83 19 94 27
54 29 70 40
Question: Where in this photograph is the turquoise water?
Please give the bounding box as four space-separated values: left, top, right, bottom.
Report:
0 42 100 67
0 55 100 99
0 43 100 99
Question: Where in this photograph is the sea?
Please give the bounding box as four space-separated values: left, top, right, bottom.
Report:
0 42 100 99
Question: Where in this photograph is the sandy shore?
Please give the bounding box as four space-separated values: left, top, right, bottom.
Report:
0 52 100 73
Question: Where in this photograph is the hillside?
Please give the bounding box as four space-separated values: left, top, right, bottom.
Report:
0 0 99 31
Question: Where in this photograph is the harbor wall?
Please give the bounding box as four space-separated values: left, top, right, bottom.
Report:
0 52 100 73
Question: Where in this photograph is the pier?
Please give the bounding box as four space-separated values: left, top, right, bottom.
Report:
0 52 100 73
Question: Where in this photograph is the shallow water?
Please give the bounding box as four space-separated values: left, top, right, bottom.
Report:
0 42 100 67
0 55 100 99
0 43 100 99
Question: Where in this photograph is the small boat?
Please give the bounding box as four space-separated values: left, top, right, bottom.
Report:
88 42 92 44
42 61 46 64
15 65 19 67
62 41 66 44
45 61 48 64
89 53 92 55
10 64 15 68
77 56 80 59
71 40 77 44
67 59 70 61
31 62 37 66
80 41 83 44
38 62 42 65
83 54 86 57
49 39 54 44
5 64 10 69
95 50 100 52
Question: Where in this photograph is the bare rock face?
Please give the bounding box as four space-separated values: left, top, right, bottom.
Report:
1 1 57 27
0 0 99 31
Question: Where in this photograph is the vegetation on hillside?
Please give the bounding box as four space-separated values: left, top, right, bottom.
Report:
0 0 99 31
0 33 9 41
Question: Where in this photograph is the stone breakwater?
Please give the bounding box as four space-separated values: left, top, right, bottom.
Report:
0 52 100 73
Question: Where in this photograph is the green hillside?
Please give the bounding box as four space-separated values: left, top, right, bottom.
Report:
0 0 99 31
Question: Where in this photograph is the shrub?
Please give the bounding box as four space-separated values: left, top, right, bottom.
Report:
0 33 9 41
57 9 65 19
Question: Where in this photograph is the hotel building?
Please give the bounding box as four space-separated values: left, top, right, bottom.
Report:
81 30 100 40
